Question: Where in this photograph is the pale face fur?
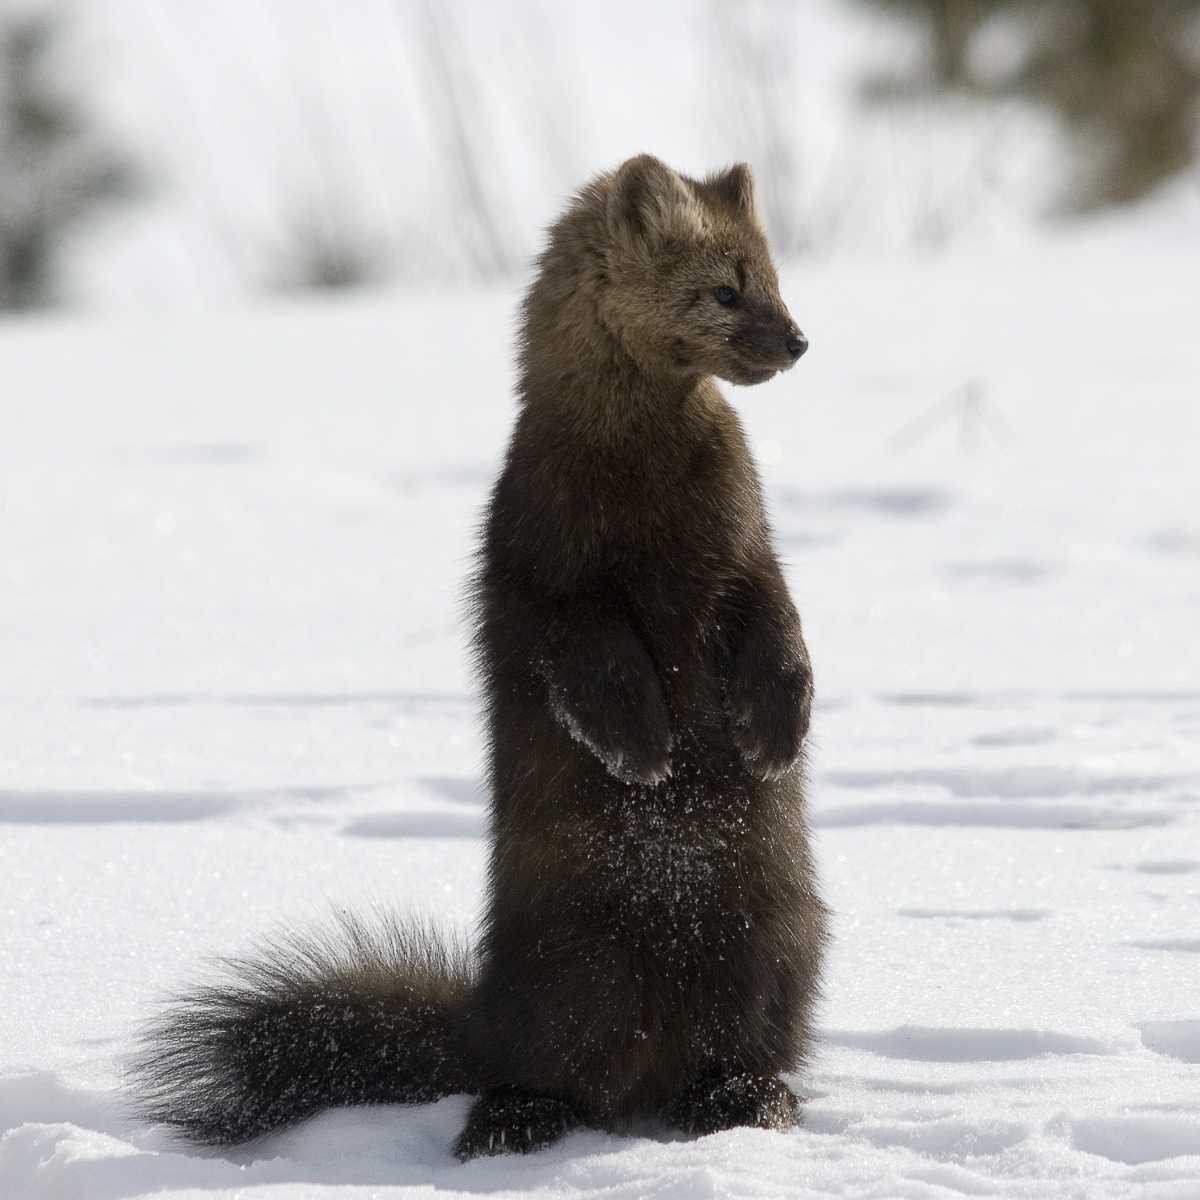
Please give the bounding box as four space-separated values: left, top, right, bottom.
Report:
600 155 807 387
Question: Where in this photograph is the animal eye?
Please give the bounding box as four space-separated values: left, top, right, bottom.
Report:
713 286 738 307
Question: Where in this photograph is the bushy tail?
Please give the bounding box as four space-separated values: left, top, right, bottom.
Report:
131 912 476 1145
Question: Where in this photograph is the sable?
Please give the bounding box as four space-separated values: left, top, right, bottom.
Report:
132 154 828 1160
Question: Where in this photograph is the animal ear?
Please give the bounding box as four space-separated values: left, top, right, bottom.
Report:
706 163 758 219
607 154 702 247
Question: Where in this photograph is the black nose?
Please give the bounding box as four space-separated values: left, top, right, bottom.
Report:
786 330 808 360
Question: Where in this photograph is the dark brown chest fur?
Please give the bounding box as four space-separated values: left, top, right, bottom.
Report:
475 376 794 948
482 379 764 716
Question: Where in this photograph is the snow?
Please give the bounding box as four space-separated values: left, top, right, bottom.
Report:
1 209 1198 1198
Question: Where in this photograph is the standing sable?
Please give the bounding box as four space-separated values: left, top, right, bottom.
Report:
132 155 827 1160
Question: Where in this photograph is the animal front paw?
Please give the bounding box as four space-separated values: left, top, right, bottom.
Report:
727 645 811 781
548 634 672 785
453 1090 578 1160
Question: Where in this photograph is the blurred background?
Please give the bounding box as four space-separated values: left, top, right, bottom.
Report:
3 0 1199 314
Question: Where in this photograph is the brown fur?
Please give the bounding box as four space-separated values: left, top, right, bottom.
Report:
462 155 826 1155
130 155 827 1161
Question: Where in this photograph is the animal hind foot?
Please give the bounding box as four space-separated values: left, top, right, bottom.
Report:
664 1072 801 1137
453 1088 579 1160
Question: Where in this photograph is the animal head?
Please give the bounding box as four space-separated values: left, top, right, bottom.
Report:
600 155 807 387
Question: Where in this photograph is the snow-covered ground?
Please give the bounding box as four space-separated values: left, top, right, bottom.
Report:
1 211 1198 1198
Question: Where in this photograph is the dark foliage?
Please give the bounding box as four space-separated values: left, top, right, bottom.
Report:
856 0 1200 209
0 7 136 310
